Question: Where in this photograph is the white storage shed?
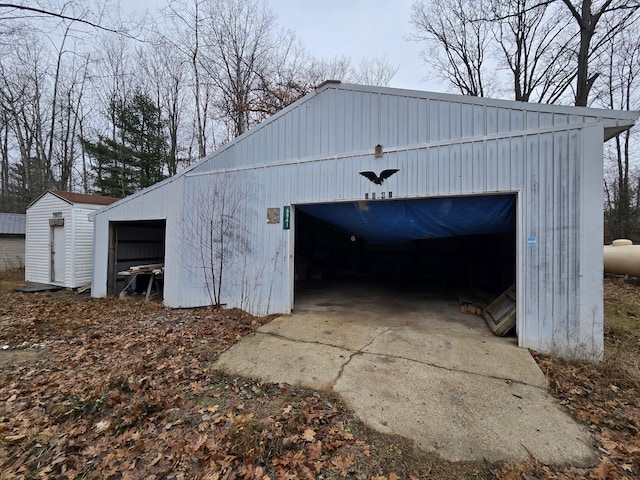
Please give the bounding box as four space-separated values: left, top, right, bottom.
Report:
26 190 117 288
91 82 638 358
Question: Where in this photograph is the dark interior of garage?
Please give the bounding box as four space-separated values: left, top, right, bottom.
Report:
107 220 166 296
294 195 516 300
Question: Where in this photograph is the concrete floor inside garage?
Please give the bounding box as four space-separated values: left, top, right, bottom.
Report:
216 280 596 464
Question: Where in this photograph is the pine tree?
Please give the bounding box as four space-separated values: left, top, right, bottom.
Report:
81 89 168 198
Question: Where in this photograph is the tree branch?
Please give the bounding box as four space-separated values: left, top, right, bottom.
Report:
0 3 136 38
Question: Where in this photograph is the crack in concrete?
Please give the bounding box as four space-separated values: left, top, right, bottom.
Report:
253 330 356 354
254 329 544 390
356 350 544 390
328 328 392 389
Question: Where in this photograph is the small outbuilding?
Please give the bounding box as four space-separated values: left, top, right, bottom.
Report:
0 213 26 271
26 190 118 288
91 82 639 358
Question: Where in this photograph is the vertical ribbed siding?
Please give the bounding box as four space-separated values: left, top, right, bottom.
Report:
91 85 632 358
181 123 594 357
207 125 593 356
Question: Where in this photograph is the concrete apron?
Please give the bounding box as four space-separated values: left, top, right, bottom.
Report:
215 283 596 465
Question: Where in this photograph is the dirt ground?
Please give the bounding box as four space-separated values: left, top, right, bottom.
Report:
1 269 639 479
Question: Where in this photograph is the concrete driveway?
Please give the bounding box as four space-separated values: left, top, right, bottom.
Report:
215 282 596 465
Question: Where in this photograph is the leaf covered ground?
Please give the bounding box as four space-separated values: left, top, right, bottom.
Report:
0 270 639 479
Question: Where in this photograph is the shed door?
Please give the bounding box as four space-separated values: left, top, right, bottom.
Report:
51 225 65 283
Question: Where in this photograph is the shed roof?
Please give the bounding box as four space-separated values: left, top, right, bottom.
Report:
0 213 26 235
28 190 119 209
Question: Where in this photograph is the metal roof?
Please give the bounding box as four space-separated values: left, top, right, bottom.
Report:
0 213 26 235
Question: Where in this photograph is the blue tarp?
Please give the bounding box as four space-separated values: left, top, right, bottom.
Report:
298 195 515 244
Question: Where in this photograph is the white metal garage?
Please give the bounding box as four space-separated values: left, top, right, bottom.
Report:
91 82 639 358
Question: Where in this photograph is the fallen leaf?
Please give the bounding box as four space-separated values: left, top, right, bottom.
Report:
303 428 316 442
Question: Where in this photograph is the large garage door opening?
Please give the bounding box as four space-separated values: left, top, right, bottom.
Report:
294 195 516 330
108 220 166 297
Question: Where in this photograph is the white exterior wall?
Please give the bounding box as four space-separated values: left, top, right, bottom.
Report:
92 84 638 358
181 123 603 357
26 193 104 288
91 178 183 303
0 237 25 271
69 204 105 288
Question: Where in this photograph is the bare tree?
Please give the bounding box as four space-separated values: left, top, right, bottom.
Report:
0 34 56 207
559 0 640 106
182 174 250 307
163 0 216 158
601 23 640 240
491 0 576 102
198 0 277 137
252 31 313 118
353 55 399 87
307 55 354 84
138 33 190 176
410 0 495 96
410 0 640 106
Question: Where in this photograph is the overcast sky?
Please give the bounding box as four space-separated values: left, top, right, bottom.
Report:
267 0 440 92
131 0 444 93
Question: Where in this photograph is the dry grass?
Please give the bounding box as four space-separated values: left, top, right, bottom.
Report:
0 268 23 295
602 278 640 391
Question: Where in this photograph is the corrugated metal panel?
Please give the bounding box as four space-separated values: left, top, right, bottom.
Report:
0 213 26 235
25 193 71 284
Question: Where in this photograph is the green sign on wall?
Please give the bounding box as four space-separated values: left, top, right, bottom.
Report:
283 206 290 230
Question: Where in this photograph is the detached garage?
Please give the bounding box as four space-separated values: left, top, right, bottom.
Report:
91 82 638 358
26 190 117 288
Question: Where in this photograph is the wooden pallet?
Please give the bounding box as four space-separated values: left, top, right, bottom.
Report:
482 284 516 336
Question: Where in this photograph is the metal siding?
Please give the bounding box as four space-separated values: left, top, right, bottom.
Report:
418 98 429 144
406 95 417 145
579 125 604 357
485 140 498 191
486 106 498 135
498 107 511 134
513 109 524 131
473 105 485 136
439 100 451 141
461 103 473 138
526 111 539 130
450 102 461 140
0 213 25 235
